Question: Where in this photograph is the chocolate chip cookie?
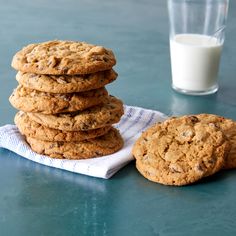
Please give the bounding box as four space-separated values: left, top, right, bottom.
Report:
27 96 124 131
10 85 109 114
16 70 117 93
26 127 123 159
15 111 111 142
12 40 116 75
132 115 230 186
196 114 236 169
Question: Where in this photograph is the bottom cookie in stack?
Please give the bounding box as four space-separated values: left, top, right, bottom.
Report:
26 128 123 159
15 112 123 159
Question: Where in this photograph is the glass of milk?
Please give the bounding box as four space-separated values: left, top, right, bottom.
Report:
168 0 229 95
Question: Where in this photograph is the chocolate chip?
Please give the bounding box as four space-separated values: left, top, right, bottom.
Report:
57 142 64 147
189 116 199 124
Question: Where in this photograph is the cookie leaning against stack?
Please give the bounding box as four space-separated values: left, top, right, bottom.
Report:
132 114 236 186
10 40 124 159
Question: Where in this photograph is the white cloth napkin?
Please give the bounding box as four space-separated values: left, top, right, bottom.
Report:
0 105 167 179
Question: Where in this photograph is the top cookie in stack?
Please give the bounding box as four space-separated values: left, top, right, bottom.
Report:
10 40 124 159
11 40 116 75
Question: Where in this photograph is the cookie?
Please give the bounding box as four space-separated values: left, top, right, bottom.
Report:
16 69 117 93
28 96 124 131
9 85 109 114
26 127 123 159
12 40 116 75
195 114 236 169
15 111 111 142
226 134 236 169
132 115 230 186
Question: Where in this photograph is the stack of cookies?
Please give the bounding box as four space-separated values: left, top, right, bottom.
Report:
133 114 236 186
10 40 124 159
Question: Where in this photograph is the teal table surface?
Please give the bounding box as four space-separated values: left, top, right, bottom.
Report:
1 0 236 235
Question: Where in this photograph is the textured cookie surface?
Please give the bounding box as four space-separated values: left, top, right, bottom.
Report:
196 114 236 169
225 132 236 169
28 96 124 131
12 40 116 75
132 115 230 186
26 127 124 159
16 70 117 93
15 111 111 142
10 85 108 114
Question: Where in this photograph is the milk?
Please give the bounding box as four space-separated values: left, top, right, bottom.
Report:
170 34 223 93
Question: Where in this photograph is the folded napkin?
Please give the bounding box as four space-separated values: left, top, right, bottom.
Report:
0 105 167 179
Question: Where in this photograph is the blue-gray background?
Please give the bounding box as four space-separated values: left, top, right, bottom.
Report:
0 0 236 235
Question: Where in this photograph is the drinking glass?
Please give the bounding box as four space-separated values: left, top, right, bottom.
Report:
168 0 229 95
